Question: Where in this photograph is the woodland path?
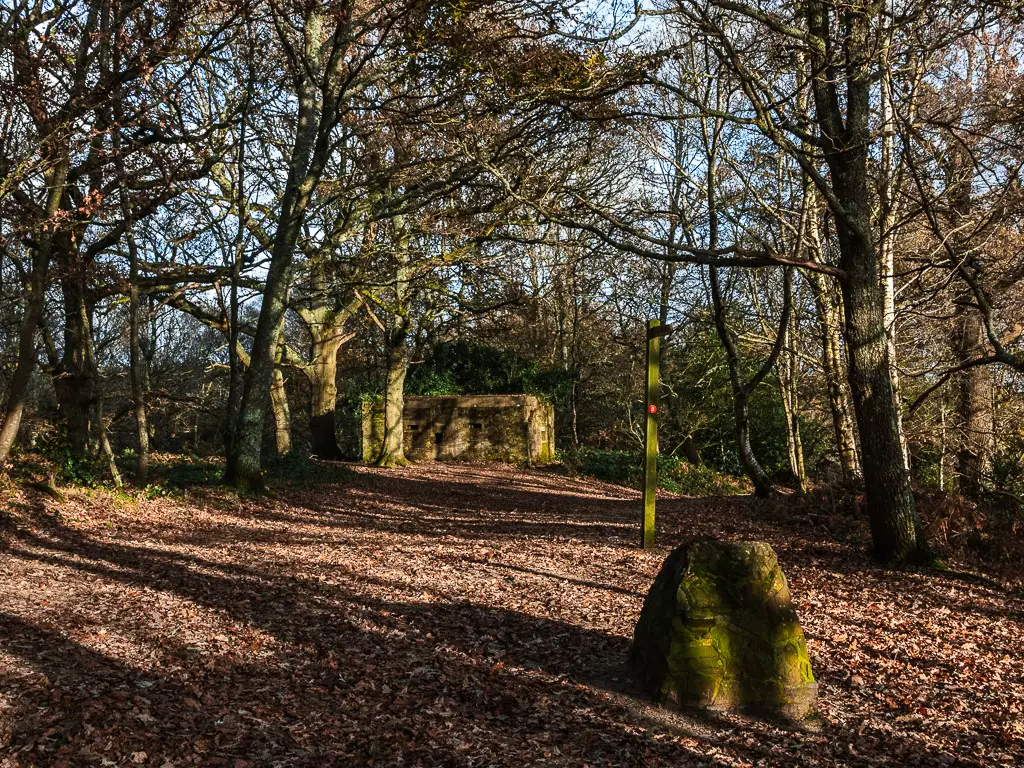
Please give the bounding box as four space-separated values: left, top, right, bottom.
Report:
0 462 1021 767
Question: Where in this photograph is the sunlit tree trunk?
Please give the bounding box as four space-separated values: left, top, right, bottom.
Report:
271 335 292 456
778 308 805 491
306 318 344 458
879 54 911 473
375 224 412 468
298 291 359 459
808 271 861 481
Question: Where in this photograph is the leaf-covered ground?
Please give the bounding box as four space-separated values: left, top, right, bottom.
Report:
1 462 1021 767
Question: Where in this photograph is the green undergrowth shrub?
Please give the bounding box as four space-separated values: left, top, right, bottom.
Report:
558 448 748 496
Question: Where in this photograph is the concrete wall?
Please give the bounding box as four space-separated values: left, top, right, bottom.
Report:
360 395 555 464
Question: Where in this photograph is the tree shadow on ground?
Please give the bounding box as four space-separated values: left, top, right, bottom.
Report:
0 509 986 768
207 468 878 560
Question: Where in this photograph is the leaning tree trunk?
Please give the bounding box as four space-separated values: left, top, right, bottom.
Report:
226 4 344 490
954 307 994 498
704 112 777 497
228 232 296 488
0 161 69 463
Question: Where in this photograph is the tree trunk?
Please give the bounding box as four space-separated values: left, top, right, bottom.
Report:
681 436 702 465
809 273 861 481
954 308 994 498
308 344 341 458
94 395 123 488
0 162 70 463
303 301 356 459
938 402 947 492
840 240 924 562
227 192 304 489
376 334 410 467
226 5 341 490
376 216 412 468
224 166 246 464
55 260 96 459
709 266 777 497
882 238 910 472
879 51 911 474
73 283 121 487
777 307 805 491
129 277 150 484
271 339 292 456
703 105 776 497
731 383 775 497
827 116 925 561
805 0 927 563
124 222 150 485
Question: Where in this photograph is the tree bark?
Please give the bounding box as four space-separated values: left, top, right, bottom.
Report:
809 274 861 481
954 307 994 498
271 336 292 456
307 331 342 458
128 252 150 484
709 266 779 497
227 169 307 488
55 257 96 459
375 226 412 468
778 307 805 491
879 49 911 474
226 5 348 490
839 235 924 562
0 161 69 463
376 330 411 467
805 0 927 563
299 294 359 459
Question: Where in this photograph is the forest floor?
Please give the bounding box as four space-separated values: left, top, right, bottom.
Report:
0 460 1022 767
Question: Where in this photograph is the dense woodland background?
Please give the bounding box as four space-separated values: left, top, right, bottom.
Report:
2 0 1024 566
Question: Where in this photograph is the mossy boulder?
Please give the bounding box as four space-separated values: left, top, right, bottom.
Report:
629 539 818 725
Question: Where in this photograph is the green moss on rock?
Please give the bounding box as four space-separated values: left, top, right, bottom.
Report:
629 539 818 724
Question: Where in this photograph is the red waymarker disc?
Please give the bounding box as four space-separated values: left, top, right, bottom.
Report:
648 404 657 414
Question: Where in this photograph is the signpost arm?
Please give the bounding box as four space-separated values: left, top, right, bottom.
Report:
642 318 660 549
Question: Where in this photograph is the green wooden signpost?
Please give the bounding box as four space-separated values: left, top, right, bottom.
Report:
642 319 671 549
